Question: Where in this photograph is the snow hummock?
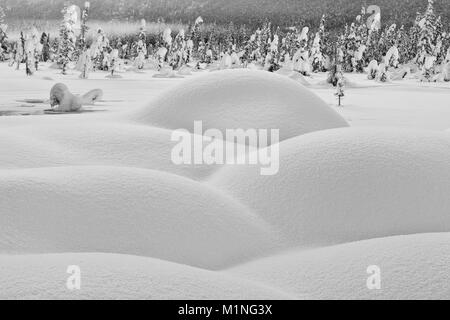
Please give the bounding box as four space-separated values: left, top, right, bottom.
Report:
1 62 450 299
0 253 295 300
0 122 225 180
0 166 278 269
211 128 450 246
129 69 349 144
229 233 450 300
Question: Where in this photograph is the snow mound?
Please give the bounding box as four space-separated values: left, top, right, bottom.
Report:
2 122 223 180
0 253 295 300
211 128 450 246
0 121 246 180
230 233 450 300
130 69 349 143
0 166 277 269
0 129 87 168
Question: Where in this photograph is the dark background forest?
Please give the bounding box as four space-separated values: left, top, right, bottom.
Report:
1 0 449 29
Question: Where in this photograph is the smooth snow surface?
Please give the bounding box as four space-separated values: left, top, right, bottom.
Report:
230 233 450 300
0 254 295 300
1 63 450 299
130 69 349 144
0 166 277 269
0 122 223 180
211 128 450 246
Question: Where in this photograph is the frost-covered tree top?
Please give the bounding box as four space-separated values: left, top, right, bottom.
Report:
0 5 7 33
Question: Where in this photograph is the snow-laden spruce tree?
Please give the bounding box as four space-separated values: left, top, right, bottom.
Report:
78 46 92 79
293 26 310 75
335 75 345 106
91 28 110 71
365 10 382 63
75 2 91 76
367 59 379 80
77 2 90 55
377 62 390 82
40 32 51 62
396 25 411 64
0 5 8 61
342 23 358 72
264 33 280 72
416 0 442 80
385 45 400 68
318 15 333 66
20 31 33 75
310 32 323 72
132 19 147 69
170 29 187 70
189 16 203 53
58 5 77 74
353 12 368 72
327 45 344 87
155 27 172 68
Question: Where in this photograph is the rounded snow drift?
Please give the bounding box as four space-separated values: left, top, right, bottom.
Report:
0 166 277 269
0 253 294 300
130 69 349 144
231 233 450 300
210 128 450 246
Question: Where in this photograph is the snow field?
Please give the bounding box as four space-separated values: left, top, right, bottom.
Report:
210 128 450 247
0 253 296 300
129 69 349 144
0 65 450 299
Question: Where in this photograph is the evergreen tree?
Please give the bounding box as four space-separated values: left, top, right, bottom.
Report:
40 33 51 62
20 31 33 76
58 5 77 74
0 6 8 60
77 2 90 54
335 76 345 106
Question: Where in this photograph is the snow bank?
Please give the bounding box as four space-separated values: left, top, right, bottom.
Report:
130 69 348 144
230 233 450 300
0 166 277 269
0 129 87 168
0 122 228 180
211 128 450 246
0 253 295 300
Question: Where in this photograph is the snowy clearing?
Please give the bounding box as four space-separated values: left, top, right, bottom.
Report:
1 63 450 300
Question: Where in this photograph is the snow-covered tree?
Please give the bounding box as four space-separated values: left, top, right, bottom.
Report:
58 5 77 74
293 26 310 75
20 31 33 75
416 0 440 68
264 33 281 72
78 46 92 79
108 49 120 77
91 28 110 71
77 2 90 55
385 45 400 68
366 9 382 63
327 48 344 87
367 59 379 80
190 16 203 52
0 6 8 60
40 32 51 62
335 73 345 106
377 62 390 82
170 29 187 70
310 32 324 72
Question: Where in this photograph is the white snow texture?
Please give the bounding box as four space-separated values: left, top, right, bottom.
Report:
1 68 450 300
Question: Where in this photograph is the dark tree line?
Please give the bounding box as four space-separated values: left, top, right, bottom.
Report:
1 0 449 30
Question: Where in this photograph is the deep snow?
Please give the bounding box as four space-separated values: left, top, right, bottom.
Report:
130 69 349 144
1 63 450 300
210 128 450 246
